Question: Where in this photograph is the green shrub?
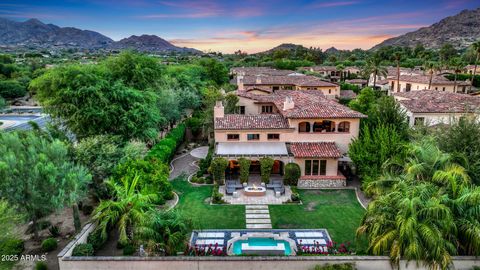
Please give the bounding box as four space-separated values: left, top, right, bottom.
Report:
87 229 107 251
313 263 355 270
185 117 203 137
0 238 24 255
26 220 51 234
211 157 228 184
72 243 94 256
259 157 274 183
146 123 186 163
48 225 60 237
0 80 26 99
291 192 300 202
123 244 136 255
212 185 224 204
284 163 301 186
35 261 48 270
197 145 213 176
238 158 251 183
41 238 58 252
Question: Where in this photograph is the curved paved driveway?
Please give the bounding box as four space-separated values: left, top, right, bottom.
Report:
169 146 208 180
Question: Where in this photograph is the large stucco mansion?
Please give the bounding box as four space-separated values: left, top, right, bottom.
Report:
213 85 366 188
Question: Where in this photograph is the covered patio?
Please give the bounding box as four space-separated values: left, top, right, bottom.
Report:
215 142 293 204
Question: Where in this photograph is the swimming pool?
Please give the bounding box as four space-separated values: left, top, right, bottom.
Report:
232 237 292 255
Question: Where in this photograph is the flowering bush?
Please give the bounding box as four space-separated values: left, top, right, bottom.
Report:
185 243 226 256
297 240 352 256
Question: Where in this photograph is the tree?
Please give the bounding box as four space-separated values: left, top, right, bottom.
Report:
423 61 440 90
0 200 23 243
0 80 26 99
367 96 409 139
31 65 162 141
392 52 402 92
198 58 229 86
283 163 301 186
436 116 480 185
469 40 480 93
365 55 387 89
224 92 239 114
0 132 91 238
336 64 345 82
449 57 465 93
136 210 192 255
439 43 457 63
0 96 5 110
92 175 156 246
238 158 251 184
348 87 377 114
259 157 275 183
210 157 228 184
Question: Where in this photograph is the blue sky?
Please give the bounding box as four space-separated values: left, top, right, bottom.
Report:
1 0 479 53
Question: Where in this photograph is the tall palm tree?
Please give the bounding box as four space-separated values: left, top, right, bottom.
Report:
336 64 345 82
392 52 402 92
423 61 440 90
468 41 480 93
366 56 387 90
449 58 465 93
92 175 157 245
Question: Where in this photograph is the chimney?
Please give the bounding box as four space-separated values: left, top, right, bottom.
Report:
237 75 244 90
256 76 262 84
283 96 294 111
214 100 224 118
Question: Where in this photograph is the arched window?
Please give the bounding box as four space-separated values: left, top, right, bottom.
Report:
313 120 335 132
298 122 310 133
338 121 350 133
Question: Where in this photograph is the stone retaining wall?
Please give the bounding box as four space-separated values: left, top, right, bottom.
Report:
297 179 346 188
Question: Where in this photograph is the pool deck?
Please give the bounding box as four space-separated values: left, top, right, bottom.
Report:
189 229 332 255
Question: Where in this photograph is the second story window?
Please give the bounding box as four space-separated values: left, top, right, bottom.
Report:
267 134 280 140
247 134 260 140
227 134 239 140
338 121 350 133
261 105 273 113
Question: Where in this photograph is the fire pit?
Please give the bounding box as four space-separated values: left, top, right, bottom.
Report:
244 184 266 196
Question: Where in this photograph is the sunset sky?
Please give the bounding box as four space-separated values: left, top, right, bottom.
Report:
1 0 479 53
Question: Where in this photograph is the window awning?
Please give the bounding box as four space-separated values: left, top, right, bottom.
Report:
216 142 289 157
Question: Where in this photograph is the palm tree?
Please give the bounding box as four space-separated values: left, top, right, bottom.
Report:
336 64 345 82
468 41 480 93
392 52 402 92
366 56 387 90
137 210 192 255
449 58 465 93
423 61 440 90
92 175 157 245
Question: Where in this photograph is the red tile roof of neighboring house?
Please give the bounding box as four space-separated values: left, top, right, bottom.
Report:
392 75 470 86
345 79 367 84
245 85 273 93
393 90 480 113
214 114 290 130
290 142 342 158
242 75 338 87
302 66 337 72
237 90 366 119
231 67 296 76
340 90 357 99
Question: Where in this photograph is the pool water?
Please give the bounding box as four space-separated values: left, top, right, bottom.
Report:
232 237 292 255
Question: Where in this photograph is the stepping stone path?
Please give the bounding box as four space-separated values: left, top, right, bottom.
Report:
245 205 272 229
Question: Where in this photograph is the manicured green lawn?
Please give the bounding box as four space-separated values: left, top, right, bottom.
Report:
172 180 245 229
269 189 365 248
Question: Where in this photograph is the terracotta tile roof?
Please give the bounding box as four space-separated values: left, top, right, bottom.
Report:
237 90 366 119
214 114 290 130
340 90 357 99
392 74 470 86
345 79 367 84
290 142 342 158
231 67 297 76
393 90 480 113
302 66 337 72
242 75 338 87
300 172 346 180
245 85 273 93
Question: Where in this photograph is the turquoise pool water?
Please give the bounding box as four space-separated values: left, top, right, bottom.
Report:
232 237 292 255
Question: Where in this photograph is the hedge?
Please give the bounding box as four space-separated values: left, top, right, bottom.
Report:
259 157 274 183
72 243 94 256
147 123 186 163
211 157 228 184
238 158 251 183
284 163 301 186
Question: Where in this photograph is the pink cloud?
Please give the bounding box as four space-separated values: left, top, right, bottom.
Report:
310 1 359 8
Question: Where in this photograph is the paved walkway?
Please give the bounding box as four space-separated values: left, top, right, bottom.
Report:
169 147 204 180
245 205 272 229
347 177 371 208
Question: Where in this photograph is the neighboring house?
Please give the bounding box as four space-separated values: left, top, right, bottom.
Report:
393 90 480 127
388 74 470 94
345 79 367 88
465 65 477 75
231 67 300 77
213 89 366 188
238 75 340 98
